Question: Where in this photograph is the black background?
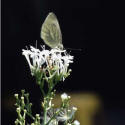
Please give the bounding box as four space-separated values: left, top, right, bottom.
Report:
2 0 125 124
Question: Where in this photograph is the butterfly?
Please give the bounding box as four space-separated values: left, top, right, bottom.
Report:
40 12 63 50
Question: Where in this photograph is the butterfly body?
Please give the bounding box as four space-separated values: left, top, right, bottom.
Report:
41 12 63 50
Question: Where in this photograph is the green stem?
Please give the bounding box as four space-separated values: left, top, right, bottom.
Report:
20 107 35 121
39 83 45 97
43 106 47 125
42 72 57 125
26 112 35 121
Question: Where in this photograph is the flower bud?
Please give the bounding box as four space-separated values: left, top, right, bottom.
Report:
16 107 20 112
73 120 80 125
73 107 77 111
61 93 68 101
14 94 18 99
36 114 40 117
21 96 24 100
24 109 27 113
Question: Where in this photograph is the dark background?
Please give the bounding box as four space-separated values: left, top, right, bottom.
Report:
2 0 125 125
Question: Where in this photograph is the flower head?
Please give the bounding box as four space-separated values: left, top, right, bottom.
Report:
22 45 73 82
61 93 70 101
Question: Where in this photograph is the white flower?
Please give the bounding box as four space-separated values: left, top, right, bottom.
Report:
61 93 69 101
56 107 77 122
22 45 73 81
73 120 80 125
67 123 72 125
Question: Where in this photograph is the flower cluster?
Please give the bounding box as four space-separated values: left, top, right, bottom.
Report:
43 93 80 125
22 45 73 82
14 91 80 125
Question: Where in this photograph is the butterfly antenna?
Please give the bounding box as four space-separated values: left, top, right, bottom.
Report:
36 40 37 48
66 47 82 51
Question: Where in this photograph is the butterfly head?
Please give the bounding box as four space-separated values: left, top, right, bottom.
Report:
57 43 63 50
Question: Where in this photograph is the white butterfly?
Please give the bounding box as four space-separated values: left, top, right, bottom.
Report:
41 12 63 50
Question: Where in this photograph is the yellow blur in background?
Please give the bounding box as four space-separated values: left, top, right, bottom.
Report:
53 92 102 125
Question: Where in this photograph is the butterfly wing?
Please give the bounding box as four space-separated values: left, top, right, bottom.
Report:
41 12 63 49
